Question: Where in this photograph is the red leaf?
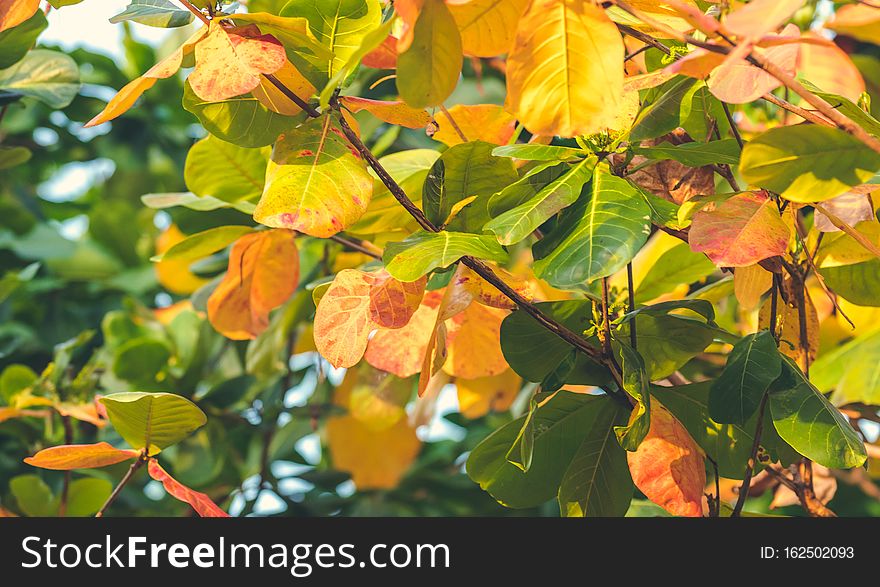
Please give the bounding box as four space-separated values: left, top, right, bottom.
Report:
24 442 139 470
147 459 229 517
627 404 705 517
362 34 398 69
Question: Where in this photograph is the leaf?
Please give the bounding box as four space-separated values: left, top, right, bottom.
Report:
432 104 516 147
500 300 609 384
653 382 756 479
207 229 299 340
633 242 717 303
109 0 194 28
827 3 880 44
0 9 46 69
722 0 803 38
184 135 269 203
812 328 880 407
397 0 462 108
367 270 426 328
189 22 286 102
820 258 880 307
0 0 39 33
339 96 431 129
182 82 300 148
0 363 36 403
0 49 79 108
768 357 867 469
24 442 140 470
147 459 229 517
253 59 317 115
365 290 444 377
383 231 509 282
629 76 697 142
626 402 705 517
457 263 534 310
740 126 880 203
456 369 521 419
443 301 508 379
689 191 790 267
734 264 772 310
708 331 782 425
142 192 255 214
758 286 819 368
798 32 865 102
423 140 518 232
10 474 56 517
0 145 31 169
613 342 651 452
66 478 113 517
151 225 253 263
619 314 714 380
254 115 373 237
533 166 652 289
467 391 618 508
281 0 382 80
448 0 527 57
813 189 875 233
491 144 587 162
558 398 633 517
485 156 595 246
506 0 622 137
100 392 207 455
154 224 211 295
632 139 741 167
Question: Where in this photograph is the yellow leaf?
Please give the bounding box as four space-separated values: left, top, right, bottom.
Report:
397 0 463 107
154 224 210 295
443 301 509 379
431 103 516 147
0 0 39 33
207 229 299 340
189 22 286 102
252 60 316 115
734 264 772 311
457 263 533 309
827 3 880 45
365 290 444 377
456 369 521 418
448 0 529 57
506 0 623 137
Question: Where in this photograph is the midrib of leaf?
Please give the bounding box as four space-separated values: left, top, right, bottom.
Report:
299 116 332 203
144 397 154 454
576 412 616 514
217 140 262 191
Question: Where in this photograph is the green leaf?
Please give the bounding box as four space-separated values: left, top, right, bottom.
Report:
319 15 394 107
558 398 633 517
819 258 880 307
423 140 518 232
619 314 714 380
1 363 37 403
612 342 650 451
100 392 207 454
629 76 697 142
382 230 508 281
10 474 57 517
633 242 716 303
617 298 717 325
182 82 301 148
484 156 595 245
740 126 880 203
255 114 373 237
811 327 880 407
0 145 31 170
151 225 253 263
111 337 171 383
768 357 867 469
487 162 568 217
184 135 269 203
640 188 685 230
0 10 47 69
533 166 652 289
397 0 462 107
141 192 256 214
491 144 588 161
803 80 880 138
467 391 619 509
680 82 730 142
109 0 194 28
652 382 755 479
281 0 382 80
633 139 741 166
709 331 781 425
500 300 609 384
505 398 537 472
65 478 113 517
0 49 80 109
48 0 86 7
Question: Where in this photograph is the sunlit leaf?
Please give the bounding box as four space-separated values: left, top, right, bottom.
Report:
24 442 139 470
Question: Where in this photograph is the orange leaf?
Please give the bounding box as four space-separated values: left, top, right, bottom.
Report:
797 32 865 102
394 0 423 52
722 0 803 39
147 459 229 517
448 0 528 57
456 369 521 419
362 34 398 69
431 104 516 147
689 191 790 267
207 229 299 340
252 59 317 115
365 290 444 377
340 96 431 129
0 0 39 33
155 224 211 295
24 442 139 470
55 402 107 428
367 271 427 328
626 403 705 517
457 264 533 310
443 301 508 379
188 21 286 102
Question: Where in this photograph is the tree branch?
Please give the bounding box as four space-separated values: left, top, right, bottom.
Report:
95 453 147 517
731 391 770 516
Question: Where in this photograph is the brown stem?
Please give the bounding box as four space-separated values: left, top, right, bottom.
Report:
796 460 837 517
329 234 383 260
626 263 637 349
721 103 743 150
731 391 770 516
600 277 614 358
177 0 211 25
769 275 780 342
95 454 147 517
58 415 73 517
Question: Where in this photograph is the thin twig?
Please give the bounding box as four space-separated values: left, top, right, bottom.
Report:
721 103 743 150
732 391 770 516
95 454 147 517
177 0 211 25
438 104 468 143
59 415 73 517
626 263 637 349
329 234 383 260
815 203 880 259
